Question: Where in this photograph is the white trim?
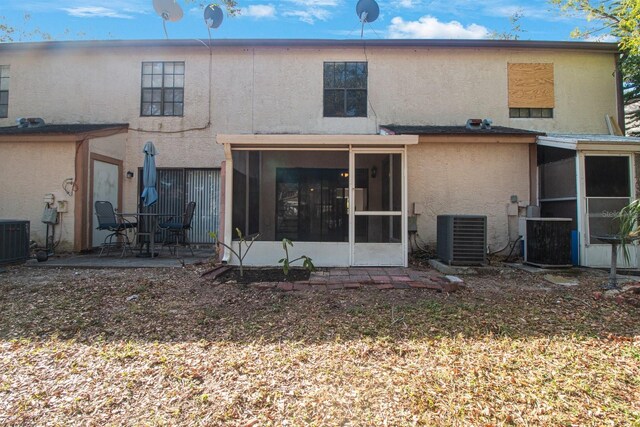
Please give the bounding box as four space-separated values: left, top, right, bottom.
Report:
222 141 409 267
223 144 234 263
229 241 351 267
576 151 584 266
232 147 350 151
354 211 402 216
580 152 636 267
350 149 407 267
538 135 640 153
349 149 355 266
217 133 419 147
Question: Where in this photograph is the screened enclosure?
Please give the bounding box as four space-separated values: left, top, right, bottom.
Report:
232 151 351 242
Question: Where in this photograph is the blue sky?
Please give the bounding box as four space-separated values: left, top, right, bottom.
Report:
0 0 615 42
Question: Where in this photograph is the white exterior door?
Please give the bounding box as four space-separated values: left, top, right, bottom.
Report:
350 149 407 266
579 152 638 268
92 160 120 247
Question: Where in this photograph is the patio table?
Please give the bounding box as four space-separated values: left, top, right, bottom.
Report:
118 212 168 258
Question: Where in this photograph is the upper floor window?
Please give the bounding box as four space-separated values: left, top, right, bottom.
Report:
509 107 553 119
323 62 367 117
0 65 9 118
141 61 184 116
507 63 554 119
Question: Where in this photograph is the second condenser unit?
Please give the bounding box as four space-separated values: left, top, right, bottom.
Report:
437 215 487 265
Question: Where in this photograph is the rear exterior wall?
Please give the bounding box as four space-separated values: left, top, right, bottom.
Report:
0 141 77 250
407 142 531 251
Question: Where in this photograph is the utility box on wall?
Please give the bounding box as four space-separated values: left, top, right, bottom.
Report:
437 215 487 265
0 220 30 266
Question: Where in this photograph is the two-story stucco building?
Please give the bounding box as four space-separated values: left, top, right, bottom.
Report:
0 38 637 267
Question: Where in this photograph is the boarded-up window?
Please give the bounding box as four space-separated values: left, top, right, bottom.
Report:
508 63 554 108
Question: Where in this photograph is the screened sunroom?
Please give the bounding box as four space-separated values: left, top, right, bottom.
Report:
217 134 418 267
537 134 640 268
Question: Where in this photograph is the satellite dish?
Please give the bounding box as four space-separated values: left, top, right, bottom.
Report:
356 0 379 37
153 0 184 38
153 0 184 21
204 4 224 29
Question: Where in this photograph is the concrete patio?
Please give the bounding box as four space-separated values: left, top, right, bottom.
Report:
25 249 212 269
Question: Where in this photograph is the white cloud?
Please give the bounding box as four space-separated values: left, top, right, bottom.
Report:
584 34 618 42
283 8 331 24
62 6 134 19
283 0 340 24
393 0 419 7
388 15 489 39
288 0 340 5
240 4 277 19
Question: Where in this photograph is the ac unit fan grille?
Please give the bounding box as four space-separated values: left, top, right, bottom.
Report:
453 218 486 262
437 215 487 265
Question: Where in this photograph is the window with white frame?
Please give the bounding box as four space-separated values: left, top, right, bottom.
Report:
0 65 9 118
140 61 184 116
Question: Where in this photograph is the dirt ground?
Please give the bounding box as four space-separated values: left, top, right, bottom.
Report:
0 264 638 426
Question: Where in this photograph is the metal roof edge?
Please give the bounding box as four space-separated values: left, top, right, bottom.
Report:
0 38 620 53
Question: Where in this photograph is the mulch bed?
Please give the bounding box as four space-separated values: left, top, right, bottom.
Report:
217 267 311 284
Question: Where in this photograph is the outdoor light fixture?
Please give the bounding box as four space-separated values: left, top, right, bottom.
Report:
371 166 377 178
126 171 135 179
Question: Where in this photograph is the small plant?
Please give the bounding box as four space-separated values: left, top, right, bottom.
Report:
278 238 315 277
209 228 260 277
617 199 640 262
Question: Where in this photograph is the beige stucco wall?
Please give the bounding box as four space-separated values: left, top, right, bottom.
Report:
0 43 619 254
0 44 618 148
89 132 127 161
407 142 531 250
0 141 76 251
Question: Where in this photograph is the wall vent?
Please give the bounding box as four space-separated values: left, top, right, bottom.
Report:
437 215 487 265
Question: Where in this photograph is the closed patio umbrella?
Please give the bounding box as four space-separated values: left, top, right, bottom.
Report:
138 141 159 257
141 141 158 207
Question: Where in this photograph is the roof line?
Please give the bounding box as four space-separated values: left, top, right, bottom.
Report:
0 38 620 53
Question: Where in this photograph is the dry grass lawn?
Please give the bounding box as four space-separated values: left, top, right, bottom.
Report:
0 264 639 426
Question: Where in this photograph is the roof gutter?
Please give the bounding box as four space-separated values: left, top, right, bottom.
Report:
0 38 620 53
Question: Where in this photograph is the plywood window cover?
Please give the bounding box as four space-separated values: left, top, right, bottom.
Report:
508 63 554 108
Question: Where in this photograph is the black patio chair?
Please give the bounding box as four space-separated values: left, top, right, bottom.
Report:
159 201 196 257
94 201 137 257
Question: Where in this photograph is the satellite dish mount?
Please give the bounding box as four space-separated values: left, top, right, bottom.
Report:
152 0 184 39
356 0 380 38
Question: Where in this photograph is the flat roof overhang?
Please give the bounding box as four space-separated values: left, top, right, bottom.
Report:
217 134 419 150
0 123 129 143
381 125 542 144
538 134 640 152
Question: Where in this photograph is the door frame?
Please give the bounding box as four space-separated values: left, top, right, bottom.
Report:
89 153 123 247
349 147 407 267
578 151 636 267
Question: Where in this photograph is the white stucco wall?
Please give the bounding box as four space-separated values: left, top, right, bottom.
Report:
407 142 531 250
0 141 76 251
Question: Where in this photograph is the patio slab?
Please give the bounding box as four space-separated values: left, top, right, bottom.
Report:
25 250 212 269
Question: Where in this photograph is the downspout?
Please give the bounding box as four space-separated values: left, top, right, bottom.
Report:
222 143 233 263
615 53 626 135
